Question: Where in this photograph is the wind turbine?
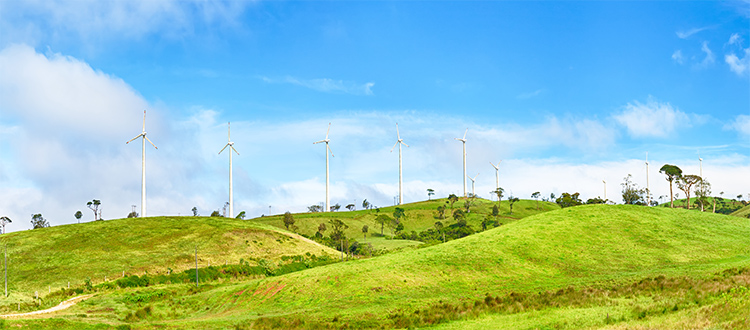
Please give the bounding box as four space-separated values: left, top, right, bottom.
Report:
455 128 468 197
468 173 479 197
490 161 502 190
313 123 334 212
645 152 650 206
603 180 607 201
126 110 157 218
390 123 409 205
219 122 240 218
698 150 703 178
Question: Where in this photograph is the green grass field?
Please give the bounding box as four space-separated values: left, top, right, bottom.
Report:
0 216 337 305
4 204 749 329
732 204 750 218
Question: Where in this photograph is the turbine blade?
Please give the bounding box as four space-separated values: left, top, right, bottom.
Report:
463 128 468 140
313 140 326 144
145 136 158 149
402 141 409 148
126 133 144 144
396 123 400 140
142 110 146 132
390 141 398 152
490 162 498 170
219 144 229 154
326 122 331 139
328 143 334 157
231 145 240 155
228 122 231 141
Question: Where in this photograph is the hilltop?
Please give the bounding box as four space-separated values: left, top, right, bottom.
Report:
0 216 337 303
19 204 749 329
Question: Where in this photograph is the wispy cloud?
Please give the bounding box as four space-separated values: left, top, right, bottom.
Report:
676 26 712 39
517 89 544 99
697 41 715 68
613 98 691 138
725 33 749 76
671 50 685 64
727 114 750 136
261 76 375 96
728 33 742 46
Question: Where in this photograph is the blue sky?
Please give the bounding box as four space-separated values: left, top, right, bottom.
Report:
1 1 749 230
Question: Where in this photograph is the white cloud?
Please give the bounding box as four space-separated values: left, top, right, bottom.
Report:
671 50 685 64
517 89 544 99
727 114 750 136
260 76 375 96
728 33 742 46
613 99 691 138
697 41 715 68
676 26 711 39
0 0 252 46
724 33 749 76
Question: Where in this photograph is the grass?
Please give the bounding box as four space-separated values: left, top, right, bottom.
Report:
732 204 750 218
7 204 749 328
0 216 338 305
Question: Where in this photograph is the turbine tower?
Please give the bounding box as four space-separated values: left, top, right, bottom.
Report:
219 122 240 218
603 180 607 201
313 123 334 212
645 152 650 206
698 150 703 178
454 129 468 197
390 123 409 205
468 173 479 197
126 110 157 218
490 161 502 190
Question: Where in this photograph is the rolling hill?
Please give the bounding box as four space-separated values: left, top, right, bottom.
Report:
13 204 749 329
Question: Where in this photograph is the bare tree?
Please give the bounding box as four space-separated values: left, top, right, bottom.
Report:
0 216 11 234
87 200 101 220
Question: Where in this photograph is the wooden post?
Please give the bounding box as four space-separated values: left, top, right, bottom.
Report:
35 291 38 299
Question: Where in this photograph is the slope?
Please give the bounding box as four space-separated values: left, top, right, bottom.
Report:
46 204 750 329
0 216 337 302
731 204 750 218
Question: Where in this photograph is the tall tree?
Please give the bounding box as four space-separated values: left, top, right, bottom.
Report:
677 174 702 209
694 178 712 212
192 207 199 216
87 199 101 220
375 214 392 235
659 164 683 208
393 207 406 223
453 209 466 227
30 214 49 229
508 196 520 214
345 204 355 211
434 221 445 242
74 211 82 223
0 216 11 234
362 225 369 241
317 223 327 238
427 189 435 200
331 203 341 212
362 199 371 210
621 174 647 205
494 188 505 206
531 191 541 210
283 211 295 230
328 219 349 259
436 205 446 220
447 194 459 210
235 211 246 220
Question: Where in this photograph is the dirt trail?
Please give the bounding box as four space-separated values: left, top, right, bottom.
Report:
0 294 94 318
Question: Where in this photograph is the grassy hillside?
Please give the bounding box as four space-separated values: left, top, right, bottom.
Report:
731 204 750 218
24 204 750 329
0 216 337 303
658 196 746 214
254 197 558 249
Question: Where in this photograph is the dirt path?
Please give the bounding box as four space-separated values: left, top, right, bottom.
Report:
0 294 94 319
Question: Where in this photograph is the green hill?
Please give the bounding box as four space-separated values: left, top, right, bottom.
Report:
26 204 750 329
0 216 337 302
731 204 750 218
658 196 745 214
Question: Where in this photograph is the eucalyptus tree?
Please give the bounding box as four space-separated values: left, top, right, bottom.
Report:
659 164 683 208
677 174 702 210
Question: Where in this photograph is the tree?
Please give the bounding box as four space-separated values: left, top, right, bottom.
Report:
586 197 606 204
435 205 446 220
192 207 199 216
74 211 82 223
375 214 392 235
236 211 246 220
210 210 221 217
555 192 582 208
494 188 505 206
453 209 466 227
694 178 712 212
508 196 520 214
0 216 11 234
427 189 435 200
283 211 295 230
317 223 327 238
434 221 445 242
345 204 355 211
550 193 556 201
308 205 322 213
677 174 702 209
31 214 49 229
127 211 138 218
393 207 405 223
621 174 647 205
328 219 349 259
362 199 371 210
492 204 499 217
447 194 459 209
531 192 541 210
331 203 341 212
87 199 101 221
387 217 401 236
362 225 369 240
659 164 683 208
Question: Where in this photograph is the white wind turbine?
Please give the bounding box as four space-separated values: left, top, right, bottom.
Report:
490 161 502 190
468 173 479 197
219 122 240 218
698 150 703 178
645 152 650 206
390 123 409 205
313 123 334 212
126 110 157 218
455 129 468 197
